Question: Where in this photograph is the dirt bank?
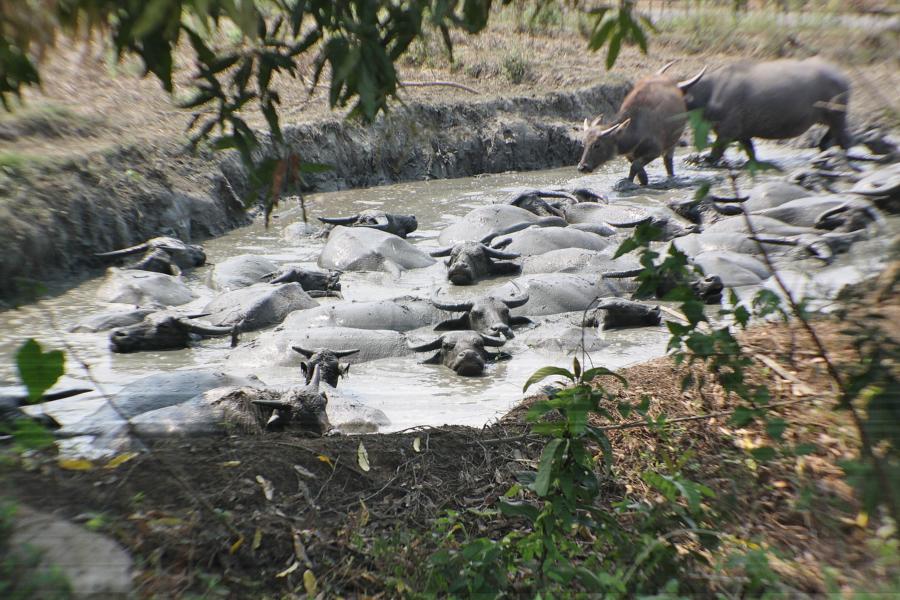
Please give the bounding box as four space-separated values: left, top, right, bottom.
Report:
0 82 628 304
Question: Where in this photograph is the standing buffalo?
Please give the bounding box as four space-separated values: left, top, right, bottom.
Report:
684 57 851 162
577 68 706 184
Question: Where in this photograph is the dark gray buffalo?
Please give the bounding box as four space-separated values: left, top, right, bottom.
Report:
96 236 206 273
409 331 508 377
109 313 236 353
578 68 706 184
430 240 521 285
319 210 418 238
431 288 531 339
264 266 342 296
291 346 360 387
684 57 852 162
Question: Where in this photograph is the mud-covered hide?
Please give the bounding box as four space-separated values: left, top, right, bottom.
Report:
692 251 771 288
704 214 824 237
851 163 900 213
226 327 411 370
437 205 565 246
584 298 662 330
62 371 261 437
408 331 507 377
488 274 631 316
282 296 446 332
672 231 835 263
752 195 881 231
516 312 670 355
743 181 811 212
108 312 234 353
209 255 279 291
69 308 155 333
281 221 322 242
318 226 435 273
318 209 418 238
430 241 521 286
521 248 640 276
203 283 318 332
563 202 697 240
265 266 342 295
490 226 612 257
95 236 206 271
95 268 195 307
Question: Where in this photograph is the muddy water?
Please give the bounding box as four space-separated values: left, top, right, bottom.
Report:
0 143 891 432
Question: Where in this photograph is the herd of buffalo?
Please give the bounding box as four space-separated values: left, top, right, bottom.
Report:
5 57 899 443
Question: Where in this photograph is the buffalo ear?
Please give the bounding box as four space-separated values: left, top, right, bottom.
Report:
300 362 309 379
340 363 351 378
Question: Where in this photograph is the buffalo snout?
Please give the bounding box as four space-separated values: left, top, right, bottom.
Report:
451 350 486 376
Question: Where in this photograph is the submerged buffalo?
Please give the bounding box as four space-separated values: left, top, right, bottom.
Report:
430 240 521 285
431 288 531 339
96 236 206 274
109 313 236 353
684 57 852 162
0 387 92 433
96 268 195 307
409 331 508 377
437 205 565 246
318 210 418 238
584 298 662 330
291 346 360 387
251 365 331 433
265 266 342 296
577 67 706 184
319 226 435 273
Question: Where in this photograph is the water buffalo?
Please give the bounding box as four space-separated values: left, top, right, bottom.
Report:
282 296 446 332
409 331 507 377
109 312 236 353
96 268 195 307
319 226 435 274
210 255 279 291
489 274 631 316
430 240 521 285
0 387 92 433
431 288 531 339
584 298 662 330
521 248 640 276
684 57 851 162
495 188 592 218
318 210 418 238
251 365 331 433
264 266 342 297
70 308 155 333
95 236 206 272
577 68 706 184
202 283 319 332
291 346 360 387
437 205 565 246
490 225 613 257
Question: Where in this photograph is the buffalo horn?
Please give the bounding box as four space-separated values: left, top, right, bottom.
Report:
677 66 707 91
598 118 630 138
430 289 474 313
479 333 507 347
483 246 520 260
38 388 93 403
307 364 322 390
602 268 643 279
252 398 291 410
501 283 529 309
179 319 234 336
590 115 604 128
583 118 590 132
656 61 675 75
429 246 454 258
610 215 653 228
333 348 360 358
95 242 149 258
408 337 443 352
318 215 358 225
291 345 315 358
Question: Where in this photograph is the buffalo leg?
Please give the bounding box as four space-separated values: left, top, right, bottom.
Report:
663 148 676 177
739 139 757 162
628 159 650 186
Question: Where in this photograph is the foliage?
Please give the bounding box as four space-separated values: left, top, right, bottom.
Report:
0 1 654 221
428 357 721 596
0 339 65 451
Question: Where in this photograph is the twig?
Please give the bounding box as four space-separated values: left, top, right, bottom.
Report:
594 398 809 432
303 77 480 95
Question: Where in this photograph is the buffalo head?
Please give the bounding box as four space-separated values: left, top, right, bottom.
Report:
291 346 360 387
432 288 531 339
96 236 206 270
577 117 631 173
109 313 235 353
409 331 507 377
430 240 521 286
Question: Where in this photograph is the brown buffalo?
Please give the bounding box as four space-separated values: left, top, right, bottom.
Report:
577 68 705 184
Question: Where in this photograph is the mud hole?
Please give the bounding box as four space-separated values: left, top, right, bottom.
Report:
5 280 898 597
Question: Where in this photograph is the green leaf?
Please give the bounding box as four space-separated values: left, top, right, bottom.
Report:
499 499 539 522
605 30 622 70
687 108 712 151
531 439 565 497
523 366 574 392
581 367 626 386
765 417 787 440
16 339 64 404
750 446 777 462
